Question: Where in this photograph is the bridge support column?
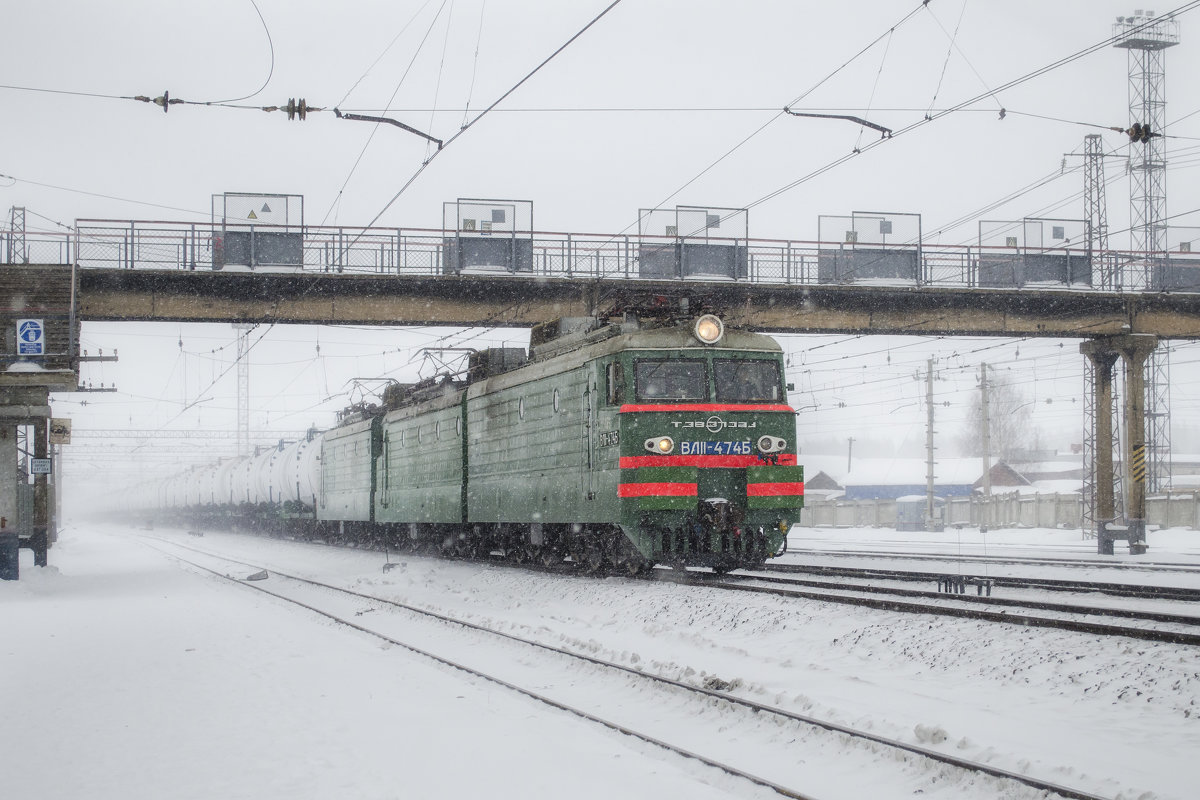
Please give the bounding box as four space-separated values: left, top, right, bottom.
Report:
1080 341 1118 551
1081 334 1157 555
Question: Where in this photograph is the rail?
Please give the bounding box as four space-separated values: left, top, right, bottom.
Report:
5 218 1200 292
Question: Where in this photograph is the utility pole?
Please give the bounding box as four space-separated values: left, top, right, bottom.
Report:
925 358 938 531
846 436 855 474
980 363 993 533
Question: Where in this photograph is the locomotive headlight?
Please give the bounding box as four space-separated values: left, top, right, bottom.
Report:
757 435 787 454
693 314 724 345
644 436 675 454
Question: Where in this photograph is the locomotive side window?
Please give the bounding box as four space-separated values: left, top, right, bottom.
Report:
635 360 707 401
606 361 625 405
714 359 783 402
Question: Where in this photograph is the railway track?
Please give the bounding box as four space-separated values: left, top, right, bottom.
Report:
140 533 1114 800
784 545 1200 576
686 569 1200 645
767 561 1200 601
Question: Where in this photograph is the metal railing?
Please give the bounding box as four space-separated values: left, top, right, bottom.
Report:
2 218 1198 292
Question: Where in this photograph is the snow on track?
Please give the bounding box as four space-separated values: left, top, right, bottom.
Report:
5 521 1200 799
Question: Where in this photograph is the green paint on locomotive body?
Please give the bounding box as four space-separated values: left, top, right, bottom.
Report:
317 415 381 522
465 343 595 523
375 387 467 524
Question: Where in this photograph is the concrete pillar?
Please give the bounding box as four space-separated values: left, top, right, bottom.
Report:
1080 341 1119 540
1114 334 1158 556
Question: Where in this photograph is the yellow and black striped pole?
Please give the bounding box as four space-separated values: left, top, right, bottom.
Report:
1131 443 1147 484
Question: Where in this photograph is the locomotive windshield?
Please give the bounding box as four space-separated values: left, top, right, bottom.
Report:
714 359 784 402
635 360 707 401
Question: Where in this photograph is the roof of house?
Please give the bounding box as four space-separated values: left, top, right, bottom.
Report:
799 455 1010 488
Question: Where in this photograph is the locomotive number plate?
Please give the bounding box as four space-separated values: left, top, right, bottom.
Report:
598 430 620 447
679 440 751 456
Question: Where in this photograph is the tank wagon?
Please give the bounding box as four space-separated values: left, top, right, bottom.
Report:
157 312 804 574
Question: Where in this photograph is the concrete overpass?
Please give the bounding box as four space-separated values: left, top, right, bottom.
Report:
76 268 1200 340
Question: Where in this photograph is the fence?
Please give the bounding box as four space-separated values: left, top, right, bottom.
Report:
0 218 1192 294
800 489 1200 532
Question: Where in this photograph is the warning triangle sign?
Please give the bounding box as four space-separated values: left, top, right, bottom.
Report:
261 203 272 213
247 210 258 220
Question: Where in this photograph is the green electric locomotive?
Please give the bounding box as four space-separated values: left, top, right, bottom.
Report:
317 311 803 573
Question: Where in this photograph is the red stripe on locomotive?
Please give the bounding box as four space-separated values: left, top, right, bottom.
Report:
746 482 805 497
617 482 699 498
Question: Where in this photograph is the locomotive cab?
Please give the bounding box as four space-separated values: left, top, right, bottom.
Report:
606 316 803 572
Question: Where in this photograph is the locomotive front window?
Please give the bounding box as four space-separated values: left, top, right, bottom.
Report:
635 360 707 401
714 359 783 402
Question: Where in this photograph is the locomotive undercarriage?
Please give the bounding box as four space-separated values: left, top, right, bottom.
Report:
641 499 772 574
388 521 653 577
151 501 774 576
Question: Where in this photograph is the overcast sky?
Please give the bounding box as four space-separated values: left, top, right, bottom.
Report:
6 0 1200 488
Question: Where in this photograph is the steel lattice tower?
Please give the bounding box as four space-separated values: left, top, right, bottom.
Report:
1081 134 1124 534
7 207 28 264
233 323 253 458
1114 13 1177 274
1083 134 1115 289
1115 12 1178 492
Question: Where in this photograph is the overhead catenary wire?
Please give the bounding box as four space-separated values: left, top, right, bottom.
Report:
0 172 208 217
461 0 489 129
354 0 627 236
624 1 930 251
925 0 982 117
334 0 439 110
744 0 1200 215
427 0 458 158
203 0 275 105
321 0 453 226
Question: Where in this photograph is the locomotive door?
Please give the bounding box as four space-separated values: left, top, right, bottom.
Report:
584 370 595 500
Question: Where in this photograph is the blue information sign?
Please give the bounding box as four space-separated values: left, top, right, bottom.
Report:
17 319 45 356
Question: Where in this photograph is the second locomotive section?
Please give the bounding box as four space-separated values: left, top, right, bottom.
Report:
318 313 803 573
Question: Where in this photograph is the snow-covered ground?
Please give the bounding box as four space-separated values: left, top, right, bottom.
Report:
3 521 1199 799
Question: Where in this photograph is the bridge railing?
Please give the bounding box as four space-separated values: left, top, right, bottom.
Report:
0 218 1188 293
1 228 73 265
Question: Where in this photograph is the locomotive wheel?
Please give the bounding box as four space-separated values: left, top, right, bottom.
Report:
579 542 606 574
619 555 646 577
539 547 562 568
711 557 736 576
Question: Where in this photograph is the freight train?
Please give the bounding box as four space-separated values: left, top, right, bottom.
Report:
149 310 804 574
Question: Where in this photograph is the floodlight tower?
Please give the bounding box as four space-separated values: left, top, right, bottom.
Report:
1114 11 1178 273
1114 10 1178 492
